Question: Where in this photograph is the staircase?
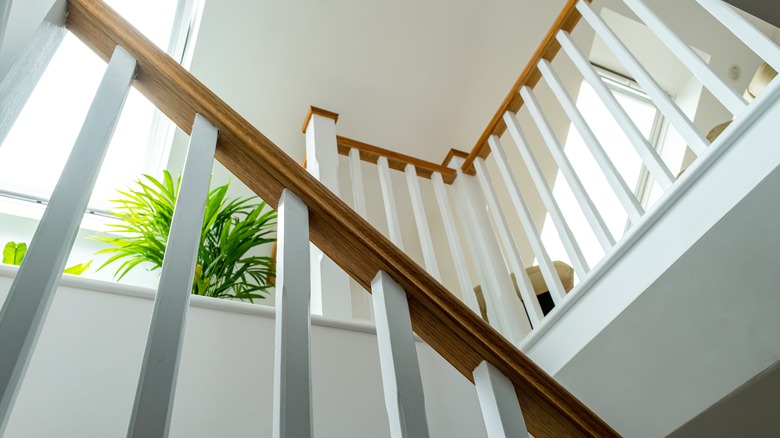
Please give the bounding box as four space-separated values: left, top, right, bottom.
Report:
1 0 779 436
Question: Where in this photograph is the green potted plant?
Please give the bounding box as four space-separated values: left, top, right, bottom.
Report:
95 170 277 302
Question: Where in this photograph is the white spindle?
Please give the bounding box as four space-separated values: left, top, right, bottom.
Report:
378 156 404 249
520 86 615 251
372 272 430 438
127 114 218 437
473 158 545 327
0 0 12 57
502 111 590 278
349 148 368 218
405 164 441 280
272 189 313 438
577 0 710 156
623 0 747 115
431 172 480 314
697 0 780 73
0 46 136 433
488 135 567 304
474 361 529 438
558 30 676 189
538 59 645 223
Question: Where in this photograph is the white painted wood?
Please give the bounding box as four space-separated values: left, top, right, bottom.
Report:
520 85 615 251
0 0 12 54
304 112 351 319
404 164 441 280
623 0 748 115
431 172 481 314
127 114 218 438
473 361 529 438
488 135 568 304
453 168 532 342
502 111 590 278
538 59 645 223
349 148 368 218
473 158 545 327
372 272 430 438
378 156 405 249
697 0 780 73
0 46 136 434
577 0 710 157
0 0 66 144
558 30 676 189
272 189 313 438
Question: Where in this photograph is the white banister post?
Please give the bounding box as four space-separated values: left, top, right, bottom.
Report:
488 135 568 305
273 189 313 438
378 156 405 249
372 272 430 438
431 172 480 314
577 0 710 156
451 156 531 344
127 114 218 438
520 85 615 252
558 30 676 190
302 107 352 320
0 46 136 434
405 164 441 280
502 111 590 278
623 0 748 115
474 361 529 438
538 59 645 223
473 158 545 327
697 0 780 73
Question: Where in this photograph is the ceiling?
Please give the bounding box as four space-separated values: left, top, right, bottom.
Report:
187 0 567 164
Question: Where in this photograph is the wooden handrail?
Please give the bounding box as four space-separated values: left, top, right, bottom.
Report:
461 0 589 174
337 136 457 184
66 0 618 435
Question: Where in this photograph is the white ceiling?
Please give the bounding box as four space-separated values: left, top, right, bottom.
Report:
188 0 567 164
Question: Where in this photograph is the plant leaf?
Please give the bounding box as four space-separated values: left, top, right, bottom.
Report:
64 260 92 275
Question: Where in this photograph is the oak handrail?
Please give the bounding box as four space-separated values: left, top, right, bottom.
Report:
65 0 618 435
461 0 589 174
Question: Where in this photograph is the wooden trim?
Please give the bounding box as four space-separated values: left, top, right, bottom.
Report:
461 0 588 174
66 1 618 436
337 136 457 184
441 148 470 169
301 106 339 134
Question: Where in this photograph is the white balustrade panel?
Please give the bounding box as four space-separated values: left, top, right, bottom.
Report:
0 46 136 434
474 361 529 438
128 114 218 438
272 189 313 438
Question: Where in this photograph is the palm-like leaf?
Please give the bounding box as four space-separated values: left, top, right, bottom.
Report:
96 170 277 301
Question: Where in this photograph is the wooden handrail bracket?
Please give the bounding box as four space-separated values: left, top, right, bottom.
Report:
66 0 618 435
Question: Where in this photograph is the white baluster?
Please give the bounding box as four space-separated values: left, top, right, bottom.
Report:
488 135 568 305
474 361 529 438
502 111 590 278
473 158 545 327
0 0 13 59
538 59 645 223
372 272 430 438
378 156 404 249
0 46 136 433
127 114 218 437
272 189 313 438
697 0 780 73
520 86 615 252
577 0 710 156
0 0 67 144
349 148 368 218
304 108 351 319
405 164 441 280
431 172 481 314
558 30 676 189
623 0 747 115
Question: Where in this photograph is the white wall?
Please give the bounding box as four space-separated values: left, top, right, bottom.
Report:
0 267 488 438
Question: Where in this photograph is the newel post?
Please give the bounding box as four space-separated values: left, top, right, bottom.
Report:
301 106 353 320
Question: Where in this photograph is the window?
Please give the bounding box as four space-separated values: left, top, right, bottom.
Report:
0 0 203 215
